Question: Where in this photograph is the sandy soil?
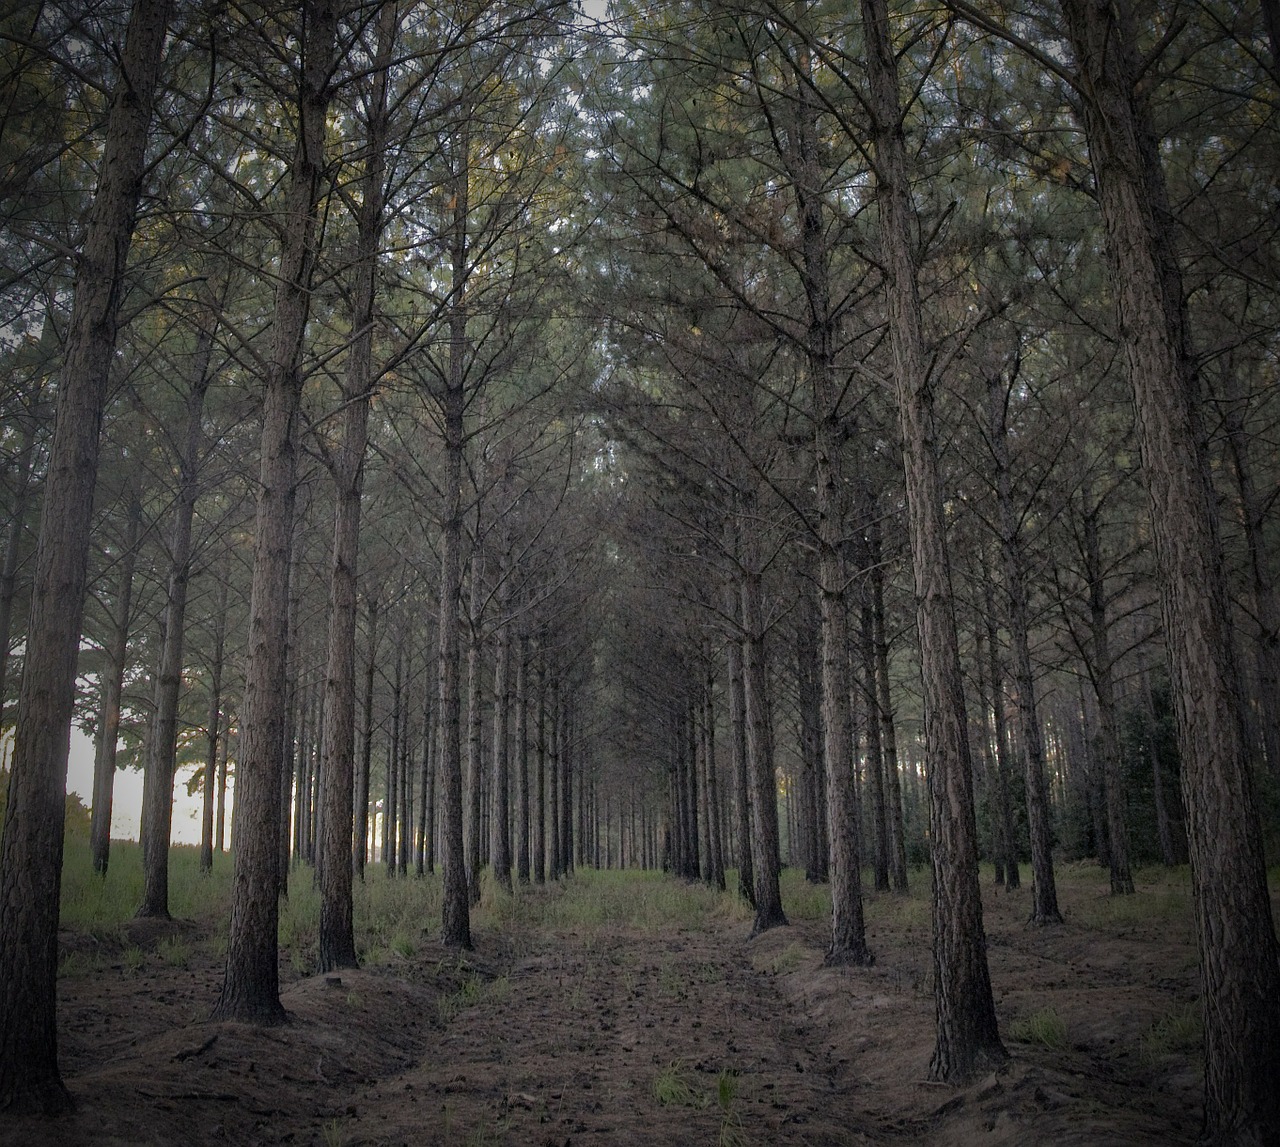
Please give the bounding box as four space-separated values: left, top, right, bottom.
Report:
3 866 1210 1146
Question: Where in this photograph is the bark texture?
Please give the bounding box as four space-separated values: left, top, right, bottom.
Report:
0 0 172 1114
1058 1 1280 1137
317 0 396 972
212 0 337 1025
860 0 1004 1081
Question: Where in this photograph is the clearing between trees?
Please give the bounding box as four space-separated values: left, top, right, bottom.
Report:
1 852 1227 1146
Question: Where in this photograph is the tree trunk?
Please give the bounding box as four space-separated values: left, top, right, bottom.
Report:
704 673 726 891
741 564 787 935
860 0 1004 1080
1057 1 1280 1135
795 598 824 883
90 492 141 876
200 578 228 874
138 320 214 919
987 373 1060 924
0 0 172 1113
317 0 395 968
490 608 513 893
0 414 38 739
862 601 890 893
723 530 755 906
465 544 485 903
212 0 336 1026
870 529 909 893
516 633 530 884
1080 482 1133 895
534 640 547 884
354 598 377 878
980 567 1020 890
1219 368 1280 783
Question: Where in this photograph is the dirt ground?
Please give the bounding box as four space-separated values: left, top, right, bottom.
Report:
4 865 1213 1146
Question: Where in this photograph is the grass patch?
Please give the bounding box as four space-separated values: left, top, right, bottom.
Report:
751 940 809 976
653 1059 704 1107
1140 1003 1201 1063
1008 1007 1068 1050
157 936 192 969
779 868 830 921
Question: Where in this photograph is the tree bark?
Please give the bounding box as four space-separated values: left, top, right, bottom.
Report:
870 528 908 893
987 372 1060 924
0 413 38 739
0 0 172 1113
515 632 531 884
490 606 513 893
317 0 395 970
1079 481 1133 895
860 0 1004 1080
465 543 485 903
90 492 141 876
200 578 227 875
980 565 1020 890
1057 1 1280 1136
212 0 337 1026
354 598 377 878
741 564 787 935
138 318 215 919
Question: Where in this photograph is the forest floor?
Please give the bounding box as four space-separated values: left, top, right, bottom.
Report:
5 858 1225 1146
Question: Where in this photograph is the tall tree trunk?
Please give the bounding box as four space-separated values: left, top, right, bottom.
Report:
741 564 787 935
90 492 141 876
216 717 232 854
1219 368 1280 783
465 544 485 903
317 0 395 969
138 321 214 919
354 597 377 878
516 632 530 885
870 529 908 893
704 672 726 891
437 120 472 943
981 565 1020 890
1080 481 1133 895
0 414 38 738
862 600 890 893
723 528 755 905
490 607 513 893
200 578 228 874
212 0 337 1026
420 686 435 876
534 639 547 884
861 0 1004 1080
549 672 562 880
385 644 403 876
795 598 824 883
1057 2 1280 1135
397 658 411 876
987 372 1060 924
0 0 172 1112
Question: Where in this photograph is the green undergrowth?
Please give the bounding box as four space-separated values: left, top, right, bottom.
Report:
1140 1002 1202 1064
478 867 752 934
1008 1006 1069 1050
57 839 1220 985
60 841 233 940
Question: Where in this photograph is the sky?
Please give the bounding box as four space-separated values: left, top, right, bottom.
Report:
62 726 211 846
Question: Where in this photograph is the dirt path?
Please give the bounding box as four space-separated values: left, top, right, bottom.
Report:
3 868 1210 1146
